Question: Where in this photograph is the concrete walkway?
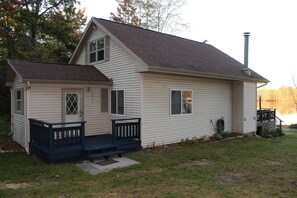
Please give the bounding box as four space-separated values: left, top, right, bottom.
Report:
77 157 139 175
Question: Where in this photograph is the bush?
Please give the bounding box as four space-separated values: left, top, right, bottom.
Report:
262 128 285 138
210 133 223 141
288 123 297 129
0 117 11 141
180 137 204 145
222 131 231 139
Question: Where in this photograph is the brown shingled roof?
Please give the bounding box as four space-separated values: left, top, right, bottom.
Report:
6 59 111 84
93 18 268 83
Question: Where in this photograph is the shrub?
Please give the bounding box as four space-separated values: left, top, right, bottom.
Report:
288 123 297 129
262 128 285 138
210 133 223 141
222 131 230 139
180 136 206 145
0 117 11 141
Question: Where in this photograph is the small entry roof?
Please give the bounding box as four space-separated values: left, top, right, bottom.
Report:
6 59 111 85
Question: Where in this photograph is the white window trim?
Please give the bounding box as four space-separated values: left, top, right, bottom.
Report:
15 88 24 115
89 37 105 64
110 89 125 116
170 89 193 116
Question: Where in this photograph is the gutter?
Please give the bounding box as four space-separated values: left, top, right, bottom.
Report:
146 66 269 83
257 83 268 89
22 79 113 85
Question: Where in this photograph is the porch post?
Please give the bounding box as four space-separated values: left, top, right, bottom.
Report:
48 123 54 155
138 118 141 147
112 120 116 144
81 121 85 148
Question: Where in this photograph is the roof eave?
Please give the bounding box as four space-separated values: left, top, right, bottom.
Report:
6 59 23 82
146 66 269 83
69 20 94 64
22 79 113 85
5 82 13 87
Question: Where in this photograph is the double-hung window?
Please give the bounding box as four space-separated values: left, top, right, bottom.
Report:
171 90 192 115
111 90 124 115
15 89 24 114
89 38 105 63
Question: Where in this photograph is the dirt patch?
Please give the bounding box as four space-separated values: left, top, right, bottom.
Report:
179 159 212 168
290 180 297 188
266 160 283 165
219 171 261 183
144 143 181 152
0 140 25 153
191 159 212 166
0 183 33 190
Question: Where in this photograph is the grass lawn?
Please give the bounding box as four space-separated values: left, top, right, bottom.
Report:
1 120 297 197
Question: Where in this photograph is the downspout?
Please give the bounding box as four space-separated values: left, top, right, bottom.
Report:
25 81 31 154
8 87 14 136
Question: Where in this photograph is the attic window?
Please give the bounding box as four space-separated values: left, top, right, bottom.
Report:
89 36 110 63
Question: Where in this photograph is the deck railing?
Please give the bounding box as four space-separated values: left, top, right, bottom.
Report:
257 109 276 122
111 118 141 146
29 118 86 154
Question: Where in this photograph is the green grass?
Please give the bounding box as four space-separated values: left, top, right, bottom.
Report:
1 124 297 197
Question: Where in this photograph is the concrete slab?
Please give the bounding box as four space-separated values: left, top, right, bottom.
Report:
77 157 139 175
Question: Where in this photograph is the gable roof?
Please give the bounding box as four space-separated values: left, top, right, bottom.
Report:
71 18 268 83
6 59 111 85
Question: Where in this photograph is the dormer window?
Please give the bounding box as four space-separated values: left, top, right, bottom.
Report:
89 38 105 63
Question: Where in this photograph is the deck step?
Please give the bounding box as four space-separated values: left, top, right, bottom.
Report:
84 144 117 151
88 150 124 162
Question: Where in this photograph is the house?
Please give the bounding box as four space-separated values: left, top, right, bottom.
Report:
5 18 268 162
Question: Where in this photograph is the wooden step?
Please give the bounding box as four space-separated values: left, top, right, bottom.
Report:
84 144 117 151
88 150 125 162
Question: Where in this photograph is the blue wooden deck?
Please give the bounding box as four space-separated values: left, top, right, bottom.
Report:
256 109 283 135
29 118 141 163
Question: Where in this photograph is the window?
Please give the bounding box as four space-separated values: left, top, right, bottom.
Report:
171 90 192 115
89 38 104 63
101 88 108 112
111 90 124 115
15 89 24 114
89 36 110 63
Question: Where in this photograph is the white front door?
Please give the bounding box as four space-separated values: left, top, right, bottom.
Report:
63 90 83 123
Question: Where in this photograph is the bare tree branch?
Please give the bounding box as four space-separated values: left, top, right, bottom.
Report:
39 0 64 17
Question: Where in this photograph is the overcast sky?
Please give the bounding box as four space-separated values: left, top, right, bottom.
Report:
80 0 297 88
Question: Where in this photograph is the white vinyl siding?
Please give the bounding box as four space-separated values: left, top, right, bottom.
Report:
11 75 26 147
142 73 232 147
74 27 141 120
243 82 257 133
29 84 110 136
232 81 257 134
232 81 244 133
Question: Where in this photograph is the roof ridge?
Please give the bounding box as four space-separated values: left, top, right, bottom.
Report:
94 17 211 46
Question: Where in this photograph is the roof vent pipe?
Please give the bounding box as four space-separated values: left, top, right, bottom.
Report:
243 32 251 76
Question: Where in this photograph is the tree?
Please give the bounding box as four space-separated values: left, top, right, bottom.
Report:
0 0 87 118
110 0 189 34
290 74 297 111
110 0 141 26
